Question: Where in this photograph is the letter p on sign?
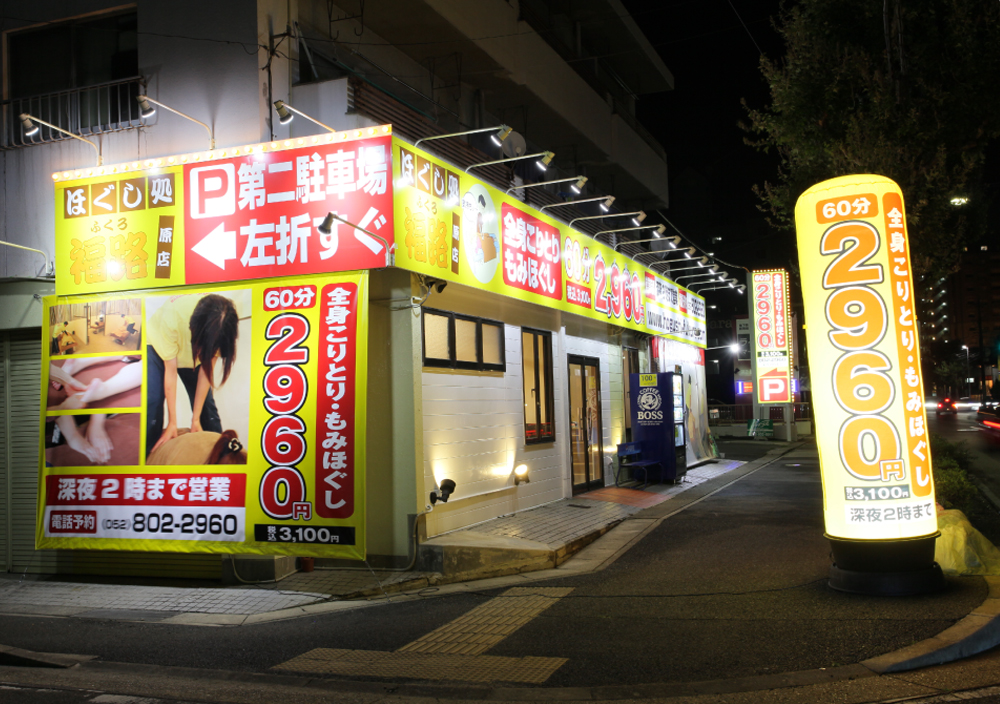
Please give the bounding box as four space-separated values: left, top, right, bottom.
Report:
190 164 236 219
761 377 789 402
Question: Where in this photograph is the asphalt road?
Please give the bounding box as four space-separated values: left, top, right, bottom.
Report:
0 448 986 691
928 408 1000 502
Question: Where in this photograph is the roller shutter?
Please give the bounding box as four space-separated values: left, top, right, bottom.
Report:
3 328 220 579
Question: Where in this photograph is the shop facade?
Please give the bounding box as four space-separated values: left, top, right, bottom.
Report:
1 128 710 575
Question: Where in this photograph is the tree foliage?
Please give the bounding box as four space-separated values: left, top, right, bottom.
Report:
744 0 1000 277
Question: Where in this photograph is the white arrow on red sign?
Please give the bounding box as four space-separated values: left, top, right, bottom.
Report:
191 222 236 270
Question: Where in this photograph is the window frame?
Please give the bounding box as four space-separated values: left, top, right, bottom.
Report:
521 327 555 445
7 9 138 99
421 308 505 372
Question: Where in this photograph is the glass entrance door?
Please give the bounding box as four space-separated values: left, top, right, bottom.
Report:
568 356 603 494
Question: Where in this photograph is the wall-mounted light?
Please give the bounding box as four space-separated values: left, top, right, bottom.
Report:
505 175 588 196
539 194 614 212
491 125 514 147
137 95 215 149
649 247 698 269
20 114 39 137
412 124 515 150
682 270 729 285
466 151 556 174
430 478 457 505
632 211 647 226
273 100 335 133
318 211 393 268
614 231 675 255
595 223 665 243
568 209 643 229
275 100 294 125
136 95 156 119
662 257 712 275
513 464 530 486
630 236 682 259
693 278 741 292
20 113 102 166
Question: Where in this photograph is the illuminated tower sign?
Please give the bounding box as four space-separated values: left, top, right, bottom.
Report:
794 174 941 595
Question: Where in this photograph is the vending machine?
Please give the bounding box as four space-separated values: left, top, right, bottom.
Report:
629 372 688 482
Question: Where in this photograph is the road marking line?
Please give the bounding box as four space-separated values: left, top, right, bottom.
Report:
272 586 573 682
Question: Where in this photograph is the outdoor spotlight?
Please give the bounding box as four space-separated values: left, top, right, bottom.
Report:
653 224 666 237
730 343 740 352
571 176 588 194
491 125 513 147
20 114 39 137
600 196 616 212
317 212 337 236
430 478 457 505
632 211 647 226
514 464 530 486
274 100 294 125
536 151 555 170
135 95 156 119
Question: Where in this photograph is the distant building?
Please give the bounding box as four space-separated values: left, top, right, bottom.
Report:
946 244 1000 397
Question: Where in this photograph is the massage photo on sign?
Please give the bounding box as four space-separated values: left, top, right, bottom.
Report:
145 290 252 466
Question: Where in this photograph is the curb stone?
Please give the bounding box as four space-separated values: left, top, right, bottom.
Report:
862 575 1000 674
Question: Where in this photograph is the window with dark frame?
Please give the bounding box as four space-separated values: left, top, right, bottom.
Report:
521 328 555 444
8 11 138 99
421 308 505 372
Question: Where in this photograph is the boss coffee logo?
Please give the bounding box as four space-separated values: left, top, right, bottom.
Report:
637 388 664 423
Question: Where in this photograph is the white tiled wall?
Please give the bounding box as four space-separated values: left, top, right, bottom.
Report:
423 321 625 537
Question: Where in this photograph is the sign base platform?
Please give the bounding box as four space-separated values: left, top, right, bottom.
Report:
827 534 944 596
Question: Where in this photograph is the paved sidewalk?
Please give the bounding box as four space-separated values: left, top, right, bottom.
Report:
449 458 746 548
5 439 1000 701
0 456 754 622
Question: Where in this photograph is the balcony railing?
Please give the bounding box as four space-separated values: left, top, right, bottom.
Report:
1 76 145 150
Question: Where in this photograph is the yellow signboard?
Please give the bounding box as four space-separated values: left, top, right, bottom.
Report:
391 138 707 347
37 273 368 558
55 167 186 294
50 130 707 347
795 175 936 541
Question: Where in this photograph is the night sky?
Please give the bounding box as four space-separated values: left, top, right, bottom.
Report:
623 0 785 284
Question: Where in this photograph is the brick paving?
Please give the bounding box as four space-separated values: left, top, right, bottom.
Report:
0 581 324 615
